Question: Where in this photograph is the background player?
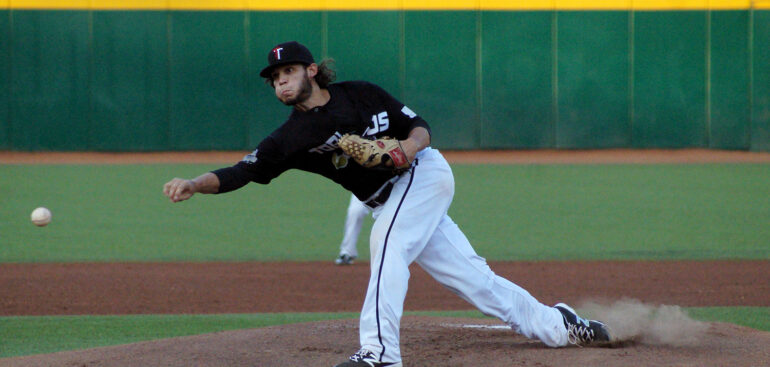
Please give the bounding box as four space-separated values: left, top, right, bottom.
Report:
163 41 611 367
335 194 370 265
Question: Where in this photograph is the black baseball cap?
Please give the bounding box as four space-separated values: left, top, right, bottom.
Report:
259 41 315 78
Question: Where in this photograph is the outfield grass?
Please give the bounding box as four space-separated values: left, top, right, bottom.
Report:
3 163 769 262
2 308 766 358
0 312 358 358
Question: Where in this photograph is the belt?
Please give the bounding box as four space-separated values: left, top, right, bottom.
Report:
363 181 394 209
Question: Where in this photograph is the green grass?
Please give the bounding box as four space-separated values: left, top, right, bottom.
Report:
2 163 768 262
0 312 355 358
1 164 352 262
1 308 766 358
450 164 770 260
687 307 770 331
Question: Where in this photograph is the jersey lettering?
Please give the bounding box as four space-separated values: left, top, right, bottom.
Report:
242 149 259 163
401 106 417 118
309 132 343 154
363 111 389 136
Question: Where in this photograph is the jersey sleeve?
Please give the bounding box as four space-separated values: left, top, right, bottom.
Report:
365 82 431 139
211 135 290 193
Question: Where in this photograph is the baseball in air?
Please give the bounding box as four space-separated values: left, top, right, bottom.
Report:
30 207 52 226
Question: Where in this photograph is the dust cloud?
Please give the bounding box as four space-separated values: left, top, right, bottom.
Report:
578 298 709 346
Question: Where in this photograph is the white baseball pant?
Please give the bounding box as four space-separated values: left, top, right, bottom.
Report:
358 147 569 364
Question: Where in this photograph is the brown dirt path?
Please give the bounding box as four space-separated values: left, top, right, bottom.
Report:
1 260 768 316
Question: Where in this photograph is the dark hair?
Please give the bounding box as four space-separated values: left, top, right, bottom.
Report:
315 58 336 88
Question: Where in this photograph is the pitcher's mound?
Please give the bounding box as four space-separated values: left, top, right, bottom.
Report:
2 316 769 367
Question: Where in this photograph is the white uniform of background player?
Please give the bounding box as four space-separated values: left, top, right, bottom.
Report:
335 194 370 265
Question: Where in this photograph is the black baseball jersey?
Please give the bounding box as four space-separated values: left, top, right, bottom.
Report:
212 81 431 202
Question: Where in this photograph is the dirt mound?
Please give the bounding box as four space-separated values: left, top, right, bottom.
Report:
2 316 768 367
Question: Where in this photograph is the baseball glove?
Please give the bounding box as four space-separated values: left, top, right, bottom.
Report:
338 134 411 172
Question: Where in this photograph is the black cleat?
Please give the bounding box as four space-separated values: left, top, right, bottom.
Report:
333 349 402 367
335 254 356 265
555 303 612 345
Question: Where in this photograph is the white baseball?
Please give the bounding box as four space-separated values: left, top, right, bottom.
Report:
31 207 52 227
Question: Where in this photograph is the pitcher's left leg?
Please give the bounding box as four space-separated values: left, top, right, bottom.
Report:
416 215 569 347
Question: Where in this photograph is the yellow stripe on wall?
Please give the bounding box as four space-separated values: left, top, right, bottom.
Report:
4 0 767 10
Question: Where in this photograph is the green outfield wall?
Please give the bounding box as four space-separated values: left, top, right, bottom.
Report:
1 2 769 151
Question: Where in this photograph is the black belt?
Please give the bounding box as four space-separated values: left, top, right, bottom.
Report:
363 182 394 209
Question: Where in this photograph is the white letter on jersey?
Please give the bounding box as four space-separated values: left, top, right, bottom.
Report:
401 106 417 118
363 111 389 136
242 149 259 163
309 132 343 154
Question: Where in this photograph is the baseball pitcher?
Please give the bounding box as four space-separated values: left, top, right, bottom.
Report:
163 41 610 367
